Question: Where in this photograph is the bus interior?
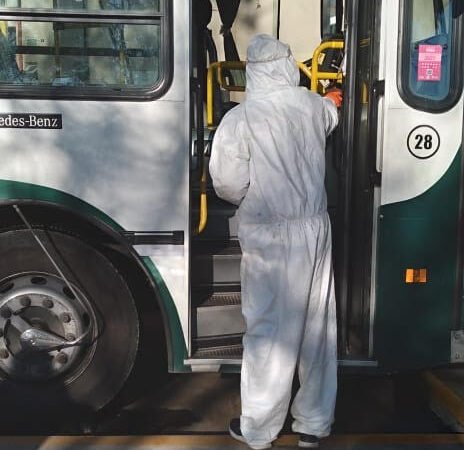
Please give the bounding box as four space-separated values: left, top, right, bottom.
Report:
189 0 366 366
188 0 463 368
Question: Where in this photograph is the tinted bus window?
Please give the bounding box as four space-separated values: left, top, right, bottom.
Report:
0 0 160 13
399 0 463 112
0 1 170 97
0 21 161 89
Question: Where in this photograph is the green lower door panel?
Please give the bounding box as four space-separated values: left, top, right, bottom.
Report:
375 152 461 369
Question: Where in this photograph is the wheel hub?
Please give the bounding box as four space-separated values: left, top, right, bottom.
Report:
0 274 95 382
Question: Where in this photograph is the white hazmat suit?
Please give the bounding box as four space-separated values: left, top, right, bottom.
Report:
209 34 338 449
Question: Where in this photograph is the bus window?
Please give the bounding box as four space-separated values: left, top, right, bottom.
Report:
0 0 169 97
399 0 463 112
320 0 342 39
0 0 160 13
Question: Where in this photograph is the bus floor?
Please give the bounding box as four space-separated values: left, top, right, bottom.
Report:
0 371 463 449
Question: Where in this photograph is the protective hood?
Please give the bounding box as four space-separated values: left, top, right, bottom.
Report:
246 34 300 97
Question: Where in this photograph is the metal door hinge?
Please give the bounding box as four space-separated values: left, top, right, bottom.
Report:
451 330 464 362
372 79 385 98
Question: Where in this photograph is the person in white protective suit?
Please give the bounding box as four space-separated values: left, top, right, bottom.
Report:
209 34 341 450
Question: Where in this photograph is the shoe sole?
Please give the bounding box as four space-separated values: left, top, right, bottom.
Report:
298 440 319 448
229 426 272 450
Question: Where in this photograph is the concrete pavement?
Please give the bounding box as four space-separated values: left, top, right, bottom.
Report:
0 434 463 450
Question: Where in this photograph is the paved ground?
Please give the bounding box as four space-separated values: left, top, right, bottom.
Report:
0 372 448 435
0 370 457 450
92 372 448 435
0 434 463 450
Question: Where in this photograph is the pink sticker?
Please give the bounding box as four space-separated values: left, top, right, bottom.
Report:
418 44 443 82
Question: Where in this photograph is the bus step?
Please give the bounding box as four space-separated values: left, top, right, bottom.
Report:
197 291 241 307
191 239 241 255
194 291 245 338
191 343 243 360
186 338 243 371
193 334 242 348
191 282 240 299
192 195 238 238
192 214 239 239
191 251 242 285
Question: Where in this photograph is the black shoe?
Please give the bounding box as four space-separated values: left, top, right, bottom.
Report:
229 418 246 443
298 434 319 448
229 418 272 449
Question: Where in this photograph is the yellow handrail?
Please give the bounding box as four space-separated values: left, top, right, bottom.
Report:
194 163 208 235
310 40 344 92
201 42 344 234
207 61 246 129
206 62 220 129
297 61 312 81
207 42 344 126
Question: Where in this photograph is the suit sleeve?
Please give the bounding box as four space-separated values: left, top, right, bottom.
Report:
209 113 250 206
321 96 339 136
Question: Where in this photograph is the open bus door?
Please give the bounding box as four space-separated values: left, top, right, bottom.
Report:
192 0 464 372
330 0 381 365
373 0 464 369
336 0 464 369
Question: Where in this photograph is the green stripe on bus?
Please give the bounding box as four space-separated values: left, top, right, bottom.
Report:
141 257 189 373
0 179 122 230
0 179 188 372
375 150 462 369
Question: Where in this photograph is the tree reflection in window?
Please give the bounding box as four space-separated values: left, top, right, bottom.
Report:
0 1 162 89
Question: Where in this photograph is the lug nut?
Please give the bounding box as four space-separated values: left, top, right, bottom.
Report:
65 333 76 342
60 313 71 323
0 349 9 359
55 352 68 365
20 296 31 307
42 299 54 309
0 307 11 319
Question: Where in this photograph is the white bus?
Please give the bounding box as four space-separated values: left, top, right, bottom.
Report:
0 0 461 418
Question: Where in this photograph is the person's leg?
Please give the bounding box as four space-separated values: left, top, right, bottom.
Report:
239 222 313 448
291 216 338 438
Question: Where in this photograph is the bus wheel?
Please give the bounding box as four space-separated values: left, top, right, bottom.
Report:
0 229 139 419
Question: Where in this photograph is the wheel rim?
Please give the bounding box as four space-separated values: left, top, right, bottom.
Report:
0 273 97 383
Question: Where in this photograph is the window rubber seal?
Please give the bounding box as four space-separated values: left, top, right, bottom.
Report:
397 0 463 114
0 0 173 102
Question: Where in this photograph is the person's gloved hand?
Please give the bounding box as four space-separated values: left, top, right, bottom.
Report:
324 88 343 108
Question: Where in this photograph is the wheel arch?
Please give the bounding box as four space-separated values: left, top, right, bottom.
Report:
0 184 187 373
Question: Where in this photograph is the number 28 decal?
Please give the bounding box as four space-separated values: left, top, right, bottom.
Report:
407 125 440 159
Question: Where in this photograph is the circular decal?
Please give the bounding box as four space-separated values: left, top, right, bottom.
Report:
407 125 440 159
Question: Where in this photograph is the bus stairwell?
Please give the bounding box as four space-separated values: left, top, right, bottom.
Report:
189 0 345 368
189 0 244 366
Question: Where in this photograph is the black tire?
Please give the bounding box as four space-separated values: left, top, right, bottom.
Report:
0 229 139 423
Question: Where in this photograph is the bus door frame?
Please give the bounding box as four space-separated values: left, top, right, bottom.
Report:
336 0 383 361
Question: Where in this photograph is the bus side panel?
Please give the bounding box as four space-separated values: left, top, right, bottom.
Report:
0 0 192 363
375 150 461 369
0 182 190 372
141 257 190 373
